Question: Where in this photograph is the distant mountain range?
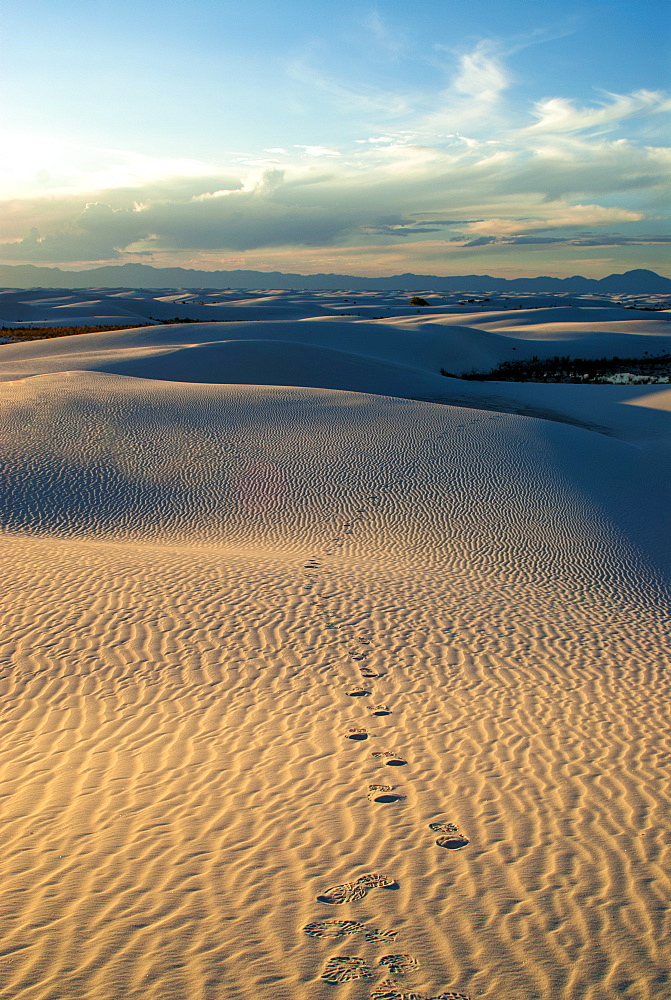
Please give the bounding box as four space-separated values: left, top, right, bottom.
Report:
1 263 670 294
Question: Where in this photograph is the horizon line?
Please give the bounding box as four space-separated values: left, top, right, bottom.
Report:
1 262 670 282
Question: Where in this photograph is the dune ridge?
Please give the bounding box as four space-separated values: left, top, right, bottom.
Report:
0 288 669 999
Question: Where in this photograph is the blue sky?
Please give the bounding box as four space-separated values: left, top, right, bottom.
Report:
1 0 669 277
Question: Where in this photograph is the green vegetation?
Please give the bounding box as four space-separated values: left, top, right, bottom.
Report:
409 296 428 307
443 353 671 384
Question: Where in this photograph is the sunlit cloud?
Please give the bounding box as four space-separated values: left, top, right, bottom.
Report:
464 205 643 236
0 129 219 200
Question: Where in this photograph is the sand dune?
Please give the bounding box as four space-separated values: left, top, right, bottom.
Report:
0 288 669 1000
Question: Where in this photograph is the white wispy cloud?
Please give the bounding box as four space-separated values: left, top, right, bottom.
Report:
285 57 416 119
453 41 509 104
294 145 341 157
527 89 671 134
365 8 405 58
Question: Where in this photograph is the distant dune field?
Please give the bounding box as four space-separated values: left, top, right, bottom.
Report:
0 288 669 1000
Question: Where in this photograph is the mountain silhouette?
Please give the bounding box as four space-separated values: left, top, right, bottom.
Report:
0 263 669 294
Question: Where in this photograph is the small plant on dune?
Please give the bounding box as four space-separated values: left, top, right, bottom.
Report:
409 296 428 307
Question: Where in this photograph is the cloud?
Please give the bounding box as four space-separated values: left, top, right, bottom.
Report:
0 128 222 201
464 205 643 236
462 233 671 248
0 135 666 264
416 41 513 138
286 57 414 119
527 90 671 134
453 41 509 104
365 9 405 58
294 145 341 157
0 29 669 272
2 203 152 262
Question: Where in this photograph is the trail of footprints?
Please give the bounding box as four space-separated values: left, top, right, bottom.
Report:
301 474 471 999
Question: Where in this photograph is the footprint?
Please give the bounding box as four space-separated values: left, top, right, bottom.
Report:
372 983 424 1000
346 728 369 741
436 835 469 850
305 919 361 940
321 956 373 983
379 954 419 976
303 919 397 942
430 822 469 849
372 704 392 716
429 993 470 1000
347 688 371 697
373 751 407 766
373 984 469 1000
363 924 399 942
368 784 404 804
317 872 397 904
368 783 392 796
429 822 459 834
357 873 398 889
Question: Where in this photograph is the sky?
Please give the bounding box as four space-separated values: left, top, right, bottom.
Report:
1 0 669 278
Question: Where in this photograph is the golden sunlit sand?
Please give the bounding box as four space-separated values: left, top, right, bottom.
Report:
0 288 669 1000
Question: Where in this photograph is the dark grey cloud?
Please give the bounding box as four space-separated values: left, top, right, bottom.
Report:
363 225 448 236
362 217 486 236
3 203 152 262
4 225 127 263
461 236 499 247
1 183 361 261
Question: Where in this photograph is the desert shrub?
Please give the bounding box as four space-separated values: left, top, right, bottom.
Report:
409 296 428 306
452 352 671 383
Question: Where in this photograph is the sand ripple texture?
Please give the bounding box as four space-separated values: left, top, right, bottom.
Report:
0 372 669 1000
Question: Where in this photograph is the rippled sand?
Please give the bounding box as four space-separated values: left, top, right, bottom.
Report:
0 290 669 1000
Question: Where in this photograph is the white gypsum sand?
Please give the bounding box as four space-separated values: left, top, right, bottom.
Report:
0 287 669 1000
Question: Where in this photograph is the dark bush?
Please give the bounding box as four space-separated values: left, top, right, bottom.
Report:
451 352 671 383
